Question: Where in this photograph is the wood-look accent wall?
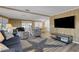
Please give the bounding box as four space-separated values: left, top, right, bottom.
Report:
8 19 22 27
50 9 79 42
8 19 35 30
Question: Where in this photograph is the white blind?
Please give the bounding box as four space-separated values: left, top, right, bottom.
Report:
45 19 50 32
0 17 8 30
0 17 2 23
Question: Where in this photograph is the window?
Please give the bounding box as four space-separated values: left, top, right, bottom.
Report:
22 21 32 31
0 23 2 29
0 17 8 30
35 22 43 28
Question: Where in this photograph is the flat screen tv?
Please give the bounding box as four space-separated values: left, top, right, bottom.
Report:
54 16 75 28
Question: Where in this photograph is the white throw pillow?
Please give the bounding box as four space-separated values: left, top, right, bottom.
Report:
0 32 4 42
4 31 14 40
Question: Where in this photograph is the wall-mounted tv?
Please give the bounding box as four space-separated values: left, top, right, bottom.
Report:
54 16 75 28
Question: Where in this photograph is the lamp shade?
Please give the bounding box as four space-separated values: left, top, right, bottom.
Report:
0 32 4 42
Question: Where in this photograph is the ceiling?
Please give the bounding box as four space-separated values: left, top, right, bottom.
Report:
0 6 79 21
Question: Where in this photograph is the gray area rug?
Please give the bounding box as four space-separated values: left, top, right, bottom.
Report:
21 37 66 52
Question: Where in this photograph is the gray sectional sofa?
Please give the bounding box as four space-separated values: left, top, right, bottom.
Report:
0 30 22 52
2 35 22 52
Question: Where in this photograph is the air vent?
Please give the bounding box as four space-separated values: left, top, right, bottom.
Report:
25 9 30 12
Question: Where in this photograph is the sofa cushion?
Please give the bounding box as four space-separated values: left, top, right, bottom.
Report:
0 32 4 42
0 30 6 39
4 31 14 40
0 30 14 40
2 36 20 46
20 40 32 51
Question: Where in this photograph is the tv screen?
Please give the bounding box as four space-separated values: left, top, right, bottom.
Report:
54 16 75 28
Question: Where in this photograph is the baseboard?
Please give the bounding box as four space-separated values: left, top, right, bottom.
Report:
73 41 79 44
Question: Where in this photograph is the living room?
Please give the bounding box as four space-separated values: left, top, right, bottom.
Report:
0 6 79 52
